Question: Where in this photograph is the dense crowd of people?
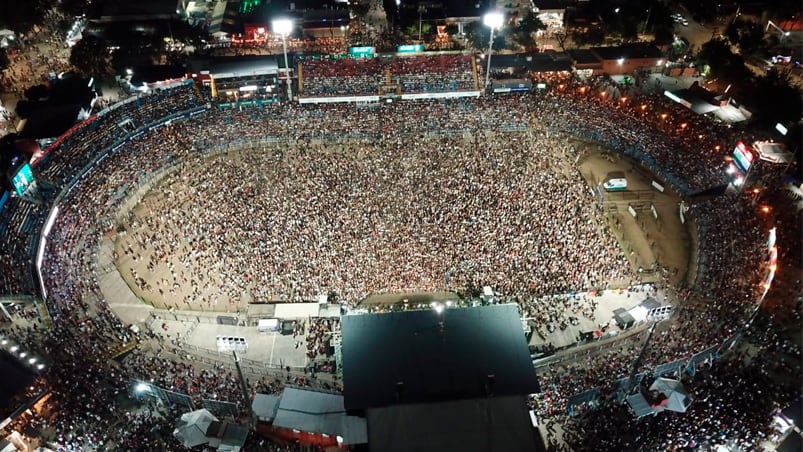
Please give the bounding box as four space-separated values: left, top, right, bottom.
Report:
300 54 478 96
389 55 476 92
300 57 386 96
0 60 796 451
115 129 628 308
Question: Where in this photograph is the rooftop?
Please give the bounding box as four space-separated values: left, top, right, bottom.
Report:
366 396 543 452
491 53 573 72
569 48 601 65
590 45 663 61
187 55 280 78
340 304 539 411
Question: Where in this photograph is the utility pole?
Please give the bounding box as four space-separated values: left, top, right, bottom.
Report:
621 306 673 403
232 350 254 425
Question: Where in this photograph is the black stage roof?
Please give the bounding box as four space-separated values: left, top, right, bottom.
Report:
366 396 543 452
340 304 539 411
491 53 573 73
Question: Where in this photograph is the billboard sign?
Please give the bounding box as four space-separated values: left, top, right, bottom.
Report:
397 44 424 53
732 141 753 175
12 163 34 196
349 46 375 58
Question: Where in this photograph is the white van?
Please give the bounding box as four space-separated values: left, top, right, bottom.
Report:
257 318 280 332
603 172 628 192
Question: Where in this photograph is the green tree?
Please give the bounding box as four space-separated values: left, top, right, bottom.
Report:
15 100 33 119
652 27 674 45
465 22 505 51
57 0 91 17
570 27 605 46
512 10 544 50
750 70 803 125
553 30 569 50
517 10 546 35
0 48 9 72
406 22 431 39
0 1 44 33
725 18 763 54
512 30 536 50
696 38 751 85
69 35 111 76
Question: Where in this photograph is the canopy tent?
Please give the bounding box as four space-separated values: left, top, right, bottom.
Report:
649 378 693 413
173 409 218 448
628 297 661 322
627 393 655 419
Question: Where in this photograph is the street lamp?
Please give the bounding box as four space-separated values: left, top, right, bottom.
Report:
272 19 294 100
483 12 504 90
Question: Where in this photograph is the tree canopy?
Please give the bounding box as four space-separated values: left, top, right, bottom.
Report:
725 18 764 54
696 38 751 85
0 1 49 34
0 49 9 73
749 70 803 126
465 22 506 51
69 35 112 76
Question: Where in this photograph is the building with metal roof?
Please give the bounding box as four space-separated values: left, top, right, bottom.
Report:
570 45 666 75
252 387 368 447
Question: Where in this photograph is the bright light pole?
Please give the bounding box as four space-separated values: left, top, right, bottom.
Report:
272 19 293 100
483 12 504 90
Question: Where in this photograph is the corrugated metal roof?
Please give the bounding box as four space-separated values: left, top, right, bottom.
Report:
272 387 367 444
252 394 280 421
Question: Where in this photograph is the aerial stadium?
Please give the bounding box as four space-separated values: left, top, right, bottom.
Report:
0 41 800 452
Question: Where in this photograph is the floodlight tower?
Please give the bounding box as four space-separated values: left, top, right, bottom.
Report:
621 306 673 402
272 19 294 100
483 12 504 90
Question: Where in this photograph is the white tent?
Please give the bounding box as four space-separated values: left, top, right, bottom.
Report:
173 408 218 448
0 30 15 48
649 378 693 413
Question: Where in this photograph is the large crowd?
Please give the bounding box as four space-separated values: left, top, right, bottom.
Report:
300 54 478 96
115 129 629 309
0 54 796 451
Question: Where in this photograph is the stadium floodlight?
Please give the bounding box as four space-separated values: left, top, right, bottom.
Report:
482 12 504 90
483 12 504 29
272 19 294 100
272 19 293 36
